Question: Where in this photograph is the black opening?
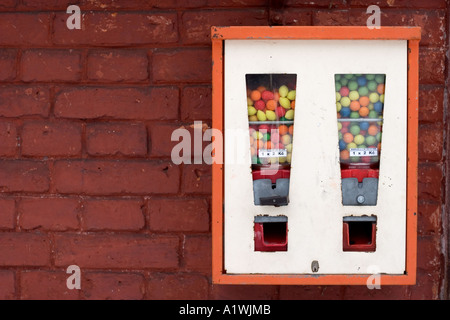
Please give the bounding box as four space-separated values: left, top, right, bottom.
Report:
348 221 373 245
263 222 287 245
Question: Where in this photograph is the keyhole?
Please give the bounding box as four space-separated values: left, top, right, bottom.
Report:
311 260 319 273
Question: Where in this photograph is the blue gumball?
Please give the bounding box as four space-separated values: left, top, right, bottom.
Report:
360 121 370 131
357 76 367 86
339 139 347 151
374 101 383 113
340 107 351 118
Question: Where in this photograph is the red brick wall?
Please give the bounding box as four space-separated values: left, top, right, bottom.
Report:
0 0 446 300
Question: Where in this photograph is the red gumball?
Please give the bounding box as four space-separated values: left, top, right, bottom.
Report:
258 124 270 132
275 106 286 118
341 127 348 134
261 90 274 101
339 86 350 97
254 99 266 111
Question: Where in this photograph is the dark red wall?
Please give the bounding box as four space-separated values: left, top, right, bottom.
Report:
0 0 446 300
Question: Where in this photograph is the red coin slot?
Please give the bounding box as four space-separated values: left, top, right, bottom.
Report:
254 217 288 252
343 217 376 252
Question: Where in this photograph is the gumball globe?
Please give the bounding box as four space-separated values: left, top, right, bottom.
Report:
354 134 365 145
375 74 385 84
285 109 295 120
261 90 274 101
340 107 351 118
350 125 360 135
254 99 266 111
369 92 379 103
339 139 347 150
339 86 350 97
266 110 276 121
336 102 342 112
343 132 354 143
256 110 267 121
340 96 351 107
357 76 367 86
359 121 369 131
374 101 383 113
348 81 358 91
358 86 369 97
248 106 257 116
279 97 291 109
349 90 359 101
367 80 377 92
365 135 376 146
281 134 292 145
279 85 289 98
336 92 341 102
350 111 360 119
276 106 286 118
346 142 357 150
287 90 296 101
285 143 293 153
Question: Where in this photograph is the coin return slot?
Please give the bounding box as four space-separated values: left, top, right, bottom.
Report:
343 216 376 252
254 216 287 252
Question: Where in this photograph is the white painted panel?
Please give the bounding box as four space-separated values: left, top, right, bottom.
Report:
224 39 407 275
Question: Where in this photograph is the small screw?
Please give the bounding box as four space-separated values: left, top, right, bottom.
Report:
357 195 365 204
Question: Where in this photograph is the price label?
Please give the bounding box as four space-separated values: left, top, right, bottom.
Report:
258 149 287 158
349 148 378 157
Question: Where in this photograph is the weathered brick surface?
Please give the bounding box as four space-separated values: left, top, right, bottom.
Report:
0 1 446 301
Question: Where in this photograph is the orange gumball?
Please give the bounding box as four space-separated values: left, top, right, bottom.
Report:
278 125 289 136
343 132 354 143
250 90 261 101
290 100 295 110
340 150 350 160
359 106 369 117
359 96 370 107
257 86 266 93
273 92 280 101
368 125 379 136
266 99 277 111
350 100 360 111
377 84 385 94
288 125 294 135
264 141 272 149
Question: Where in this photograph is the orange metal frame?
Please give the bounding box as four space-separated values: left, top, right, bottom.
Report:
211 26 420 285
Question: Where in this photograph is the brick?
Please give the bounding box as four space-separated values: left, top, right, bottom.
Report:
0 121 17 156
54 87 178 120
0 86 49 117
279 286 344 300
181 86 212 121
419 86 444 123
21 121 82 157
182 164 212 194
0 49 16 81
149 123 184 158
0 13 50 45
20 270 79 300
152 48 211 83
83 199 145 231
418 124 443 162
53 12 178 46
21 50 82 82
417 235 442 272
0 160 49 193
181 9 267 44
348 0 446 9
0 270 15 299
409 268 441 299
183 235 211 272
211 284 277 299
0 233 50 266
53 160 179 195
86 122 147 157
418 201 442 236
81 272 145 300
419 48 446 85
0 0 16 9
18 197 80 231
342 285 409 300
148 198 209 232
418 164 442 201
0 198 15 229
87 50 148 82
147 273 209 299
269 8 312 26
54 234 179 269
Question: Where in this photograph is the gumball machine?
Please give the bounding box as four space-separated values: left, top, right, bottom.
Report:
246 74 296 206
335 73 385 205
